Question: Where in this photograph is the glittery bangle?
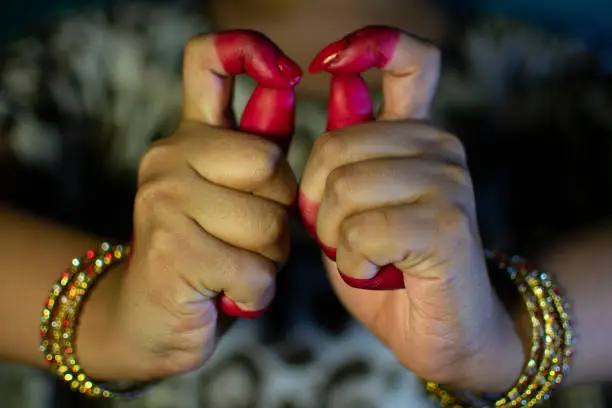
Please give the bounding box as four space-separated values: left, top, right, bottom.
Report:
424 250 574 408
41 242 151 399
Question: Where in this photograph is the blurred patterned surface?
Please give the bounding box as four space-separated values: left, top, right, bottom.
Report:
1 2 612 407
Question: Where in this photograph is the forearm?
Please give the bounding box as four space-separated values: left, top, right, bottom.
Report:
537 223 612 386
0 205 122 373
498 223 612 391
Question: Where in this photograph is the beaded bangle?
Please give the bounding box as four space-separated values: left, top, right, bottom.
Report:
40 242 150 399
424 250 574 408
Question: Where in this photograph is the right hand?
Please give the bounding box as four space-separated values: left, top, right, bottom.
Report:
96 32 300 381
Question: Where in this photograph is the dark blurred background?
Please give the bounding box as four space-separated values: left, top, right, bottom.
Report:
0 1 611 408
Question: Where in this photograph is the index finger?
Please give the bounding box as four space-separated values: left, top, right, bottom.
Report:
309 26 441 121
182 30 302 127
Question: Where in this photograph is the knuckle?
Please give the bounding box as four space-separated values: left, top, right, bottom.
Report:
325 166 354 204
342 213 372 251
183 35 208 61
342 211 390 254
442 164 472 187
134 177 181 214
258 205 289 245
137 142 174 184
312 132 344 167
436 132 467 164
250 140 284 184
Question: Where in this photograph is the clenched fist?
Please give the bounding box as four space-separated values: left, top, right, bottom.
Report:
103 31 300 380
300 27 526 393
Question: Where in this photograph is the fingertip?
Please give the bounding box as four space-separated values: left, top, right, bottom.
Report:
215 30 302 89
320 242 337 261
276 54 303 87
309 26 401 75
309 39 349 74
339 265 405 290
220 296 268 319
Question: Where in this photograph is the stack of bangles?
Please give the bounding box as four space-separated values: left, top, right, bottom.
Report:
40 243 574 406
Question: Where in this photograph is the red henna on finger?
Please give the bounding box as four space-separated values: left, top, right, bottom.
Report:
220 296 267 319
339 267 405 290
301 26 406 291
215 31 302 87
241 87 296 153
213 30 302 316
326 76 374 131
215 30 302 154
308 26 400 75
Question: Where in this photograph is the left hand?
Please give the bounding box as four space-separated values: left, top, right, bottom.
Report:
299 27 525 392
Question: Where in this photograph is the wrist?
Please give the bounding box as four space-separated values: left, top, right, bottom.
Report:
457 293 528 394
75 260 126 381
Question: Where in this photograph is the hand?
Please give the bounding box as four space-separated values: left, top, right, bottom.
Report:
94 31 300 381
300 27 525 392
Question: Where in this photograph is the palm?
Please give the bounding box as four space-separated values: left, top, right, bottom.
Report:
323 254 493 381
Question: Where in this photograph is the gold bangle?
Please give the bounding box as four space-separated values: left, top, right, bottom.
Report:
425 250 574 408
40 242 149 399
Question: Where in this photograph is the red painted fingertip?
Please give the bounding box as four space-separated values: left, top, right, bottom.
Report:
276 54 303 87
339 264 405 290
309 39 349 74
298 190 319 238
320 242 337 261
220 296 267 319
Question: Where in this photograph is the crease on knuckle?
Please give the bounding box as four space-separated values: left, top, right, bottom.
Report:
257 205 288 246
325 166 354 205
342 213 372 253
344 211 394 261
137 142 173 185
442 164 472 187
436 132 467 165
249 141 284 185
312 131 344 169
135 176 181 215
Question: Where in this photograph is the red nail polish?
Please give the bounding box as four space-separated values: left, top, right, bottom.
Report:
220 296 267 319
309 39 349 74
276 54 302 87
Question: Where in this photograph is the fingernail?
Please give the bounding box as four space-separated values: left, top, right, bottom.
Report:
220 296 267 319
309 39 349 74
276 54 303 87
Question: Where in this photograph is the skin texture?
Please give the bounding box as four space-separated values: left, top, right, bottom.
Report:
2 24 612 392
104 31 299 379
298 28 526 392
213 31 301 317
299 26 440 290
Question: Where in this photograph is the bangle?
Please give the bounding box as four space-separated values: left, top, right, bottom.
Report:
40 242 149 399
424 250 574 408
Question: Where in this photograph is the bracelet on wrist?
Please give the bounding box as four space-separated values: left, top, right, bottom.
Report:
424 249 574 408
40 242 152 399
